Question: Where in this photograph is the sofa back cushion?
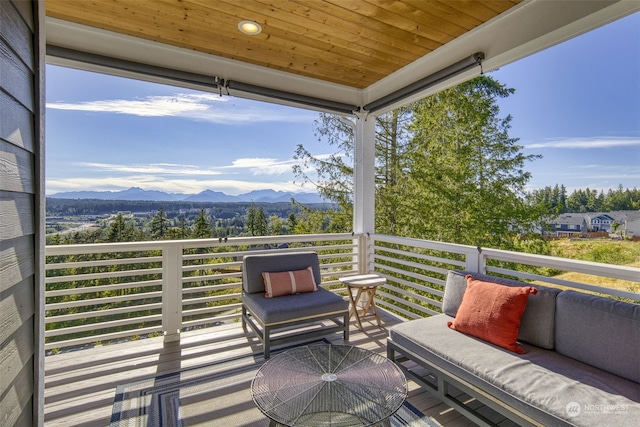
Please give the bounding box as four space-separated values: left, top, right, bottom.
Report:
242 251 322 294
555 290 640 384
443 270 561 349
447 276 537 354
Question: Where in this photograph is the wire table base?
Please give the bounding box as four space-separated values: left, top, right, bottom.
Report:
252 344 407 426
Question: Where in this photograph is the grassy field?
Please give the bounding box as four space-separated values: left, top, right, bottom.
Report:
547 239 640 293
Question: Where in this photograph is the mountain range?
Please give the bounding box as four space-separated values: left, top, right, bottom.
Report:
48 187 326 204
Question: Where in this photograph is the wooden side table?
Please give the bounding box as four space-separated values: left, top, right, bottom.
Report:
339 273 386 330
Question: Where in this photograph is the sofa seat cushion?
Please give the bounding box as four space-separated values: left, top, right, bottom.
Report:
243 286 348 326
390 315 640 427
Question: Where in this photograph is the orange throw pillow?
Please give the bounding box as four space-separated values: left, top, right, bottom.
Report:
447 275 537 354
262 267 318 298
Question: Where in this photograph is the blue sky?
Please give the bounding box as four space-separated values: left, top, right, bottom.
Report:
46 12 639 197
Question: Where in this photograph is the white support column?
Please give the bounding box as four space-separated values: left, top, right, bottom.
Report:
353 111 376 273
163 243 182 343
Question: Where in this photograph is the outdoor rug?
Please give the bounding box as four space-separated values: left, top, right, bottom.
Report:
110 341 439 427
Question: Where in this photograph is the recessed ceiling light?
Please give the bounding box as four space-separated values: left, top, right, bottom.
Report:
238 20 262 35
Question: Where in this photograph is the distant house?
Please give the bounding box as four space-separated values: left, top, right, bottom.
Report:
585 213 615 232
548 214 588 237
605 210 640 238
543 210 640 238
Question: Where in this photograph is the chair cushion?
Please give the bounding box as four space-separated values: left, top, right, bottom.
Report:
262 266 317 298
243 286 348 325
447 276 537 354
443 270 561 349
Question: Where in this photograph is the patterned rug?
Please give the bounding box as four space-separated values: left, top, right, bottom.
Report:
110 341 439 427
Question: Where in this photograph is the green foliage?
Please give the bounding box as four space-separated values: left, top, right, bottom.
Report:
246 204 268 236
107 213 132 242
192 208 212 238
528 184 640 213
150 207 169 239
551 239 640 266
293 76 549 249
401 76 546 248
292 201 351 234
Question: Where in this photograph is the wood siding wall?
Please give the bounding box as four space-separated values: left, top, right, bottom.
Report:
1 0 45 426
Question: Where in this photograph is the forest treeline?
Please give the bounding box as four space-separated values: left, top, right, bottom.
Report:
46 200 342 245
527 185 640 214
46 198 332 217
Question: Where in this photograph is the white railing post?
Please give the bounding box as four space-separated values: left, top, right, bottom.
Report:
163 243 182 343
465 246 485 273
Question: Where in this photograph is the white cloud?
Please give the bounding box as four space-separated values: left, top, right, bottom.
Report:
78 162 224 176
46 93 316 124
525 136 640 149
228 158 298 175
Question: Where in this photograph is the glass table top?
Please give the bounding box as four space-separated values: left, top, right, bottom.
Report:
252 344 407 426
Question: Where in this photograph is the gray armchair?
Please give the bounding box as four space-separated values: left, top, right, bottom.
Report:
242 251 349 358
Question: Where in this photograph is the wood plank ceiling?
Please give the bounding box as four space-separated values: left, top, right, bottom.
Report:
45 0 521 90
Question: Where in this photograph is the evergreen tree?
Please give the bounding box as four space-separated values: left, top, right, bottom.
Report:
150 207 169 239
292 76 547 248
375 107 414 234
404 76 544 247
106 213 128 242
192 208 212 239
286 213 298 234
255 206 268 236
167 217 190 239
246 203 257 236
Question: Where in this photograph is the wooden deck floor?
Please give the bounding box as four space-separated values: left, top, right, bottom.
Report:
44 313 478 427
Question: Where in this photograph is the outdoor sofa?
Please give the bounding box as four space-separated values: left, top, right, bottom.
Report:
387 270 640 426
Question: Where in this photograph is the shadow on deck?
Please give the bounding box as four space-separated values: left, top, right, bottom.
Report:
44 312 477 427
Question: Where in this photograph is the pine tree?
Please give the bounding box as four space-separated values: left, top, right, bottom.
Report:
192 208 212 239
150 207 169 240
286 213 297 234
404 76 545 247
255 206 268 236
106 213 127 242
292 76 547 249
246 204 257 236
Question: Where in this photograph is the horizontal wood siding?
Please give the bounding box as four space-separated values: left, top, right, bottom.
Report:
0 89 35 152
0 0 39 426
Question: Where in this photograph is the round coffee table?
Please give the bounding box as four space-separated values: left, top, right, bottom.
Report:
251 344 407 426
